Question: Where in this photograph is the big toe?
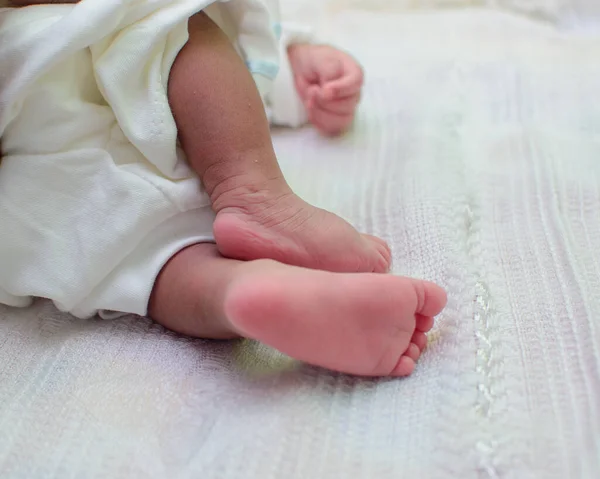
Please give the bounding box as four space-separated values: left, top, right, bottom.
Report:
363 235 392 273
411 279 447 317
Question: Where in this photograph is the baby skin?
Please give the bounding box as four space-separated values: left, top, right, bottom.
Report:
169 12 392 274
149 243 446 377
8 4 448 376
156 13 447 376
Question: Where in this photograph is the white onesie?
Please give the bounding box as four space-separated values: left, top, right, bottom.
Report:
0 0 312 319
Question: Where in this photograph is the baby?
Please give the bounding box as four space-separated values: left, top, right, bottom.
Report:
0 0 447 377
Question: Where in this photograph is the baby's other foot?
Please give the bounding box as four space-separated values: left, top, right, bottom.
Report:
213 183 391 273
225 262 447 377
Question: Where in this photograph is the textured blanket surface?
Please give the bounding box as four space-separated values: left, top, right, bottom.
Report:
1 2 600 478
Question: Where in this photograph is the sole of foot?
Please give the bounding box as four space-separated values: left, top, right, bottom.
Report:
225 260 447 377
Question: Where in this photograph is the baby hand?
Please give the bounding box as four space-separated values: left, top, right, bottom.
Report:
287 44 364 136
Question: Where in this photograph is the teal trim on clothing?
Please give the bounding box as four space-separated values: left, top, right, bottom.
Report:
246 60 280 80
273 22 282 40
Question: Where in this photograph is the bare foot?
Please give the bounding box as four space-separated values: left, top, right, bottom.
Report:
212 182 391 273
150 244 446 377
225 262 446 376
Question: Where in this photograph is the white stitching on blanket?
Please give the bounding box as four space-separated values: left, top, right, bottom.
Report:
465 201 501 479
448 61 505 478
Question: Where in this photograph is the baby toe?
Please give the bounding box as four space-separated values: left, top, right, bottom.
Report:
391 355 416 377
363 235 392 273
411 331 428 351
415 314 434 333
405 343 421 362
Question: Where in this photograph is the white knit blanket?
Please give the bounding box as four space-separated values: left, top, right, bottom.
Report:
2 2 600 477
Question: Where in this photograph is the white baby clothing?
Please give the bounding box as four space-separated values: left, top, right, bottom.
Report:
0 0 311 318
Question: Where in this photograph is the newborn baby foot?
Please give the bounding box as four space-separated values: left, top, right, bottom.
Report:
213 182 391 273
225 261 447 376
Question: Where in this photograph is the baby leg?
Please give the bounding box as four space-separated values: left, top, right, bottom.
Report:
168 13 391 274
149 244 447 377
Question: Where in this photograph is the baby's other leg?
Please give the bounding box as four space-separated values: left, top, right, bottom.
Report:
168 13 391 274
149 244 447 377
